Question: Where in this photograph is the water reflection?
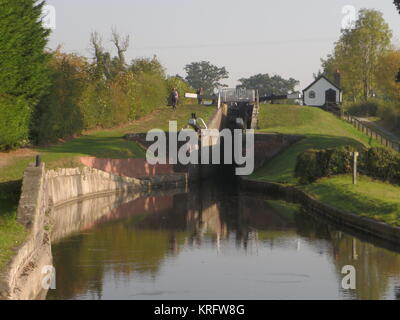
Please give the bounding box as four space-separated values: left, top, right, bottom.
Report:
47 183 400 300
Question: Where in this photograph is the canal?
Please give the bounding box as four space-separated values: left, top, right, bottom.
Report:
46 178 400 300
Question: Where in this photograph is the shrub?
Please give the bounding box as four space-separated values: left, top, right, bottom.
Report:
133 72 167 118
33 50 170 144
295 149 320 184
376 101 400 130
296 145 400 185
0 94 30 150
360 147 400 183
32 53 86 144
346 99 379 117
295 146 357 184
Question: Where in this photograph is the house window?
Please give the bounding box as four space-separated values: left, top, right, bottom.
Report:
309 91 316 99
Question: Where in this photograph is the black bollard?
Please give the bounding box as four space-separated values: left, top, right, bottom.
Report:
35 155 41 167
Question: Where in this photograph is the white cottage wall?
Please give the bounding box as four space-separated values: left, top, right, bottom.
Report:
304 77 340 106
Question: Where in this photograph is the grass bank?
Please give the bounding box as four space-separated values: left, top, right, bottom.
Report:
251 104 400 226
302 175 400 226
253 104 380 183
0 104 215 271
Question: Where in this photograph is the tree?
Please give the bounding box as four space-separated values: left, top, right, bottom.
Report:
375 50 400 100
394 0 400 14
90 29 131 80
0 0 51 149
0 0 50 104
130 55 165 78
320 9 392 102
237 73 299 96
111 28 129 71
184 61 229 94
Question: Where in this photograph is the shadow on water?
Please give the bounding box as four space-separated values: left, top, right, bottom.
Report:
46 172 400 300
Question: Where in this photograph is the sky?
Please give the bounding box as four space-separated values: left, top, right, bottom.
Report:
46 0 400 90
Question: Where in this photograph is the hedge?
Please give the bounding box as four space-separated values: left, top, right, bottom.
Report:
295 146 356 184
0 94 31 150
295 146 400 185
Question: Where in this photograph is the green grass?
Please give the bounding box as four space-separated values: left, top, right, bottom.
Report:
251 104 400 226
0 199 26 271
302 175 400 226
252 104 380 183
0 104 215 272
0 104 215 184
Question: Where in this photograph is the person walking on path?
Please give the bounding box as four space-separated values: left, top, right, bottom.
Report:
171 88 179 111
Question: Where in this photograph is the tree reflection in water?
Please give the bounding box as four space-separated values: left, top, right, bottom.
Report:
47 183 400 300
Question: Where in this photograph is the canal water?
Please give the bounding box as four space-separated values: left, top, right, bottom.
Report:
46 179 400 300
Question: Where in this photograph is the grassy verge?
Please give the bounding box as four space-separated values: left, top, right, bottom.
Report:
252 104 400 226
0 195 26 271
302 175 400 226
0 104 215 271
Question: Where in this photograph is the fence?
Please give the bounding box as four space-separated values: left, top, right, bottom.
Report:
341 111 400 152
219 88 256 103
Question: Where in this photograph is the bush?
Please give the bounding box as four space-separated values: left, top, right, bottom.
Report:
32 54 86 144
295 149 320 184
360 147 400 183
346 98 400 131
33 51 170 144
376 101 400 130
296 145 400 185
133 72 167 118
295 146 357 184
0 94 30 150
346 100 379 117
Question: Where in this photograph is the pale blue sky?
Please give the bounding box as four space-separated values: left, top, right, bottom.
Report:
46 0 400 90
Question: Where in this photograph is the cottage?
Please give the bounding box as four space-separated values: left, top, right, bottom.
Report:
303 73 342 107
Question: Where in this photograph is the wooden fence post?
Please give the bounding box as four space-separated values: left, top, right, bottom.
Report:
353 152 359 185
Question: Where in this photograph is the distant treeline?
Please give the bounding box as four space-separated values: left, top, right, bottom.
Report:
0 1 192 150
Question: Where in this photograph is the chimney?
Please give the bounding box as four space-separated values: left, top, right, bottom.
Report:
334 69 341 88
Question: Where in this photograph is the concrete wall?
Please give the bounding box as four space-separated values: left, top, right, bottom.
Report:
46 167 149 207
80 157 174 179
0 163 187 300
253 133 304 171
0 164 51 300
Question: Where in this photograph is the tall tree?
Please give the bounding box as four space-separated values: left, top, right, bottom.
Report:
184 61 229 94
320 9 392 102
111 28 129 72
375 50 400 100
237 73 299 96
0 0 50 104
0 0 51 149
394 0 400 14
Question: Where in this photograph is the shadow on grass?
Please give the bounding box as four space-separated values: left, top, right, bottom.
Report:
0 180 21 218
252 134 366 183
